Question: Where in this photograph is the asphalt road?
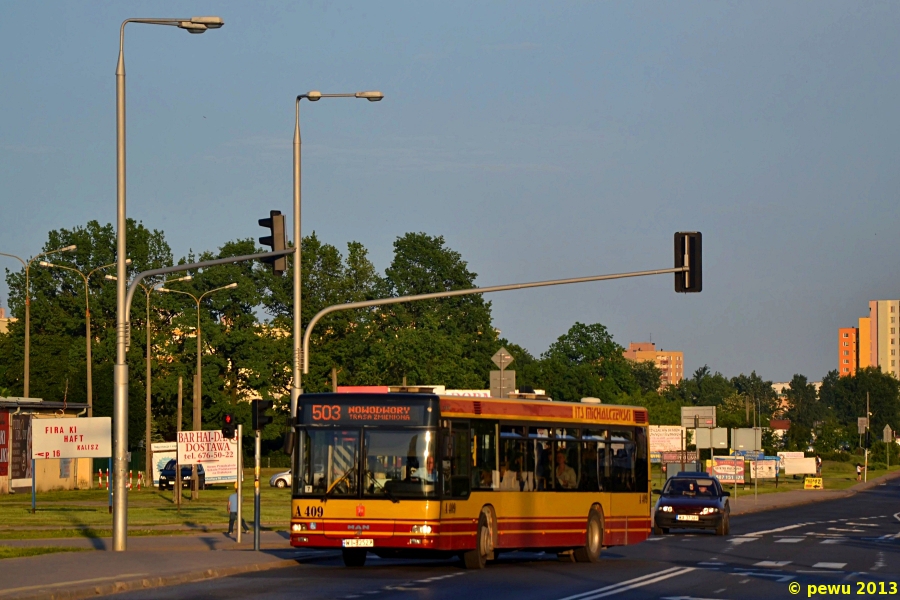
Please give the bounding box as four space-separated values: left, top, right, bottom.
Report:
115 478 900 600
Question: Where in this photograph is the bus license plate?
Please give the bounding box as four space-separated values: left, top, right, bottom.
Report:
676 515 699 521
342 539 374 547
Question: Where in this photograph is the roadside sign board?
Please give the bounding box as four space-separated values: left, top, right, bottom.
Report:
681 406 716 429
732 428 762 452
804 477 824 490
749 459 777 479
858 417 868 434
784 457 817 476
177 430 238 484
885 425 893 444
649 425 685 452
31 417 111 459
776 451 804 469
710 457 744 483
151 442 177 487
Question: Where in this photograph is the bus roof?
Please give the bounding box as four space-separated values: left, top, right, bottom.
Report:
438 395 648 427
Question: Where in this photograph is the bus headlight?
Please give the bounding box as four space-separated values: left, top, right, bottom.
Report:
292 523 309 532
411 525 433 534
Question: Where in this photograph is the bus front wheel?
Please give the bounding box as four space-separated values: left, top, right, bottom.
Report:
573 510 603 563
342 549 367 567
462 511 493 569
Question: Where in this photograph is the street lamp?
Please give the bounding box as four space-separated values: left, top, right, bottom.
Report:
0 245 77 398
158 282 237 499
113 15 223 551
40 258 131 416
291 89 383 419
107 273 192 484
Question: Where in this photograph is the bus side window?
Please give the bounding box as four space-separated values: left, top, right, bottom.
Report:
553 429 580 491
471 421 497 490
580 429 604 492
634 427 649 492
499 426 529 491
608 429 636 492
443 421 471 498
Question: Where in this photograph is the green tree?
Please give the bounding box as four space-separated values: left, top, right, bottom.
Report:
631 360 662 395
783 374 821 451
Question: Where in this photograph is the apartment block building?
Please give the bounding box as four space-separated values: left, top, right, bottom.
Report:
622 342 684 389
838 327 858 376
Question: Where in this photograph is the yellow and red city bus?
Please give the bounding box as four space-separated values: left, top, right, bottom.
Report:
290 392 650 568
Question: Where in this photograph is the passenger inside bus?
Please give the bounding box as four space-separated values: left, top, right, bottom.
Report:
555 451 577 489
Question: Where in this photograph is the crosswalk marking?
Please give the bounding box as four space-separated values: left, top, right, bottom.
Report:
754 561 791 567
775 537 804 543
821 538 846 544
812 562 846 570
728 537 758 544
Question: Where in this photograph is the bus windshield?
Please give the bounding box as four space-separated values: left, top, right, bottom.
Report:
295 428 436 499
364 429 436 499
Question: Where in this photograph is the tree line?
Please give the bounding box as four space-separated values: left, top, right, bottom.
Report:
1 220 897 461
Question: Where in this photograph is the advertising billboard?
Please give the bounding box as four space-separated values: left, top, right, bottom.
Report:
649 426 685 452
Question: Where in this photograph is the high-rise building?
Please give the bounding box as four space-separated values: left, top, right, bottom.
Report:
868 300 900 379
838 327 858 376
622 342 684 389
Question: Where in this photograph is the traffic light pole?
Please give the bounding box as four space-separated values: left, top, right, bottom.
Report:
236 424 243 545
254 429 261 551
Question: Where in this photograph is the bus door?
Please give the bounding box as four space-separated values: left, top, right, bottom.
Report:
441 420 470 499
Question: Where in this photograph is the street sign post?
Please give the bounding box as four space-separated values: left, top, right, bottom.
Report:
491 347 514 399
885 425 894 469
858 417 868 435
681 406 716 429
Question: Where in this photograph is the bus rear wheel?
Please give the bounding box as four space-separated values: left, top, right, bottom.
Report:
462 511 493 569
342 549 367 567
574 510 603 563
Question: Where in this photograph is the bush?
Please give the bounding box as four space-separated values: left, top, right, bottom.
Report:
820 452 852 463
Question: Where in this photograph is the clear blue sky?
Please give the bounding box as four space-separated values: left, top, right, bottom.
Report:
2 2 898 383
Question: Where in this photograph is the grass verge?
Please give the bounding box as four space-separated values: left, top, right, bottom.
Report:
0 545 89 559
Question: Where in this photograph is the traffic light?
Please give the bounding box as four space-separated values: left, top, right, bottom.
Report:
252 400 274 431
865 430 871 449
674 232 702 293
259 210 287 276
222 413 236 439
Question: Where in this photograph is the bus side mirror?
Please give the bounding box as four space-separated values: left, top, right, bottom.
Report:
282 430 295 456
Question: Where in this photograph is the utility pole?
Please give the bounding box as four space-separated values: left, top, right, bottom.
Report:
865 392 870 483
192 372 200 500
254 429 261 551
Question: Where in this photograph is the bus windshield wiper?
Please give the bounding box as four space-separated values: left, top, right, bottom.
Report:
366 470 400 504
325 466 357 499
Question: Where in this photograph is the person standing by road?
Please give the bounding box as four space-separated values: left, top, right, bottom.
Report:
227 485 249 537
856 463 862 482
815 454 822 476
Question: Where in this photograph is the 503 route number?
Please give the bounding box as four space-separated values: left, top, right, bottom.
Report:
311 405 341 421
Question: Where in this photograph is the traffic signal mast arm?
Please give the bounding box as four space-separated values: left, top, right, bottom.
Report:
123 248 294 341
303 260 694 374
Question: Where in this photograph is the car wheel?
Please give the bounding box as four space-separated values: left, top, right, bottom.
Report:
276 479 287 489
653 526 668 535
715 516 727 536
574 509 603 563
342 549 367 567
462 510 493 569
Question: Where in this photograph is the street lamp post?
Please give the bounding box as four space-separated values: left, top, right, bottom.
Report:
291 90 382 419
107 274 192 487
40 259 130 416
113 15 223 551
158 282 237 499
0 246 77 397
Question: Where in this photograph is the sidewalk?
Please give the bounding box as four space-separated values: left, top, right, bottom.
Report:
0 532 335 600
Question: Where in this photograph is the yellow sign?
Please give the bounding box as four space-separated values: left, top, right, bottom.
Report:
804 477 824 490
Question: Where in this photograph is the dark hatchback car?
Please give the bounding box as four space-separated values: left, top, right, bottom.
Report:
158 460 205 490
653 474 730 536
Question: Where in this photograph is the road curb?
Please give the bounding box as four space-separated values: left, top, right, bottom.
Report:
3 557 301 600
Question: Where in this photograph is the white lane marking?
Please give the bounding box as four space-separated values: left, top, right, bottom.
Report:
697 562 726 566
740 522 814 537
827 527 864 533
845 523 879 527
555 567 695 600
775 538 804 543
727 537 758 544
812 562 846 570
820 538 846 544
646 537 663 541
731 570 793 582
872 552 885 571
0 574 151 595
754 561 791 567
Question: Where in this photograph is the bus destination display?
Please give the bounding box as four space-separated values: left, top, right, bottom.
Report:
304 403 427 425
